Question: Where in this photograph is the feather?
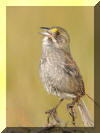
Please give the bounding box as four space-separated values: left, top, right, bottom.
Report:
77 98 94 127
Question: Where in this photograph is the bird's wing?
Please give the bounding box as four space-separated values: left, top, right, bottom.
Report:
63 53 85 96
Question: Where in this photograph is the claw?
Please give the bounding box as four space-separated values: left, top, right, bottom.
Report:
45 107 57 125
45 108 56 114
45 99 64 126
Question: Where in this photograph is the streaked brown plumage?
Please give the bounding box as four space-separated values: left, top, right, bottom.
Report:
39 26 93 127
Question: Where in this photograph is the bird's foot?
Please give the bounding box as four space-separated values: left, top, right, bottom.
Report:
45 107 56 114
45 107 57 125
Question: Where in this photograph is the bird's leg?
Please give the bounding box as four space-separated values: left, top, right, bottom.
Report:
67 98 78 126
45 99 64 125
67 103 76 126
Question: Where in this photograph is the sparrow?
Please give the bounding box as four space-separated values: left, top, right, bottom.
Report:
39 26 94 127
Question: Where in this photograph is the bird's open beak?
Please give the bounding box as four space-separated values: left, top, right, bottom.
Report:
40 27 51 36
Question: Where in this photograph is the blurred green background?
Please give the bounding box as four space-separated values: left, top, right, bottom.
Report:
6 7 94 127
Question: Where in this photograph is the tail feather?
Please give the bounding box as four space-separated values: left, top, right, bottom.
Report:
77 98 94 127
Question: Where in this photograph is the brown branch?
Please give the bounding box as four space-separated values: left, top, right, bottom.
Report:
2 127 89 133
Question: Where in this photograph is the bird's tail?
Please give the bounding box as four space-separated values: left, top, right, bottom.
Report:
77 98 94 127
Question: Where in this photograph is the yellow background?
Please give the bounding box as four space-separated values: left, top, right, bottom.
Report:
0 0 99 132
7 6 94 127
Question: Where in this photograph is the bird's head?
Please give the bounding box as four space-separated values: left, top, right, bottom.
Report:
40 26 70 51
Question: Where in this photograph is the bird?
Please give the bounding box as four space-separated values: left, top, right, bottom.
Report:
39 26 94 127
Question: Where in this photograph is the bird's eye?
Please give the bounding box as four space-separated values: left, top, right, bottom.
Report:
56 31 60 36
